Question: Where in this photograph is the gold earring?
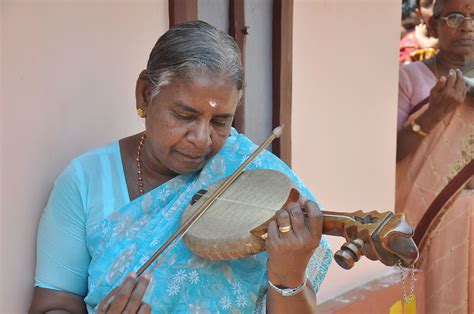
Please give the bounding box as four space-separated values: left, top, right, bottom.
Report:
137 108 146 118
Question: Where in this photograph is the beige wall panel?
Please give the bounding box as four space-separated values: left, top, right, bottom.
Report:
0 1 4 311
292 0 401 303
1 1 168 312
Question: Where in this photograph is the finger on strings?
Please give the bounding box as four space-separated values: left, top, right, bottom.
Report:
107 272 138 313
287 202 306 235
266 220 280 247
302 200 323 240
122 274 152 314
297 194 308 208
275 209 292 237
137 303 152 314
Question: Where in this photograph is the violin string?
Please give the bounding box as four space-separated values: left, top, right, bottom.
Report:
194 192 281 213
193 193 346 220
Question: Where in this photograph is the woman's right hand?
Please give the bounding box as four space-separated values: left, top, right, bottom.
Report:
427 69 467 121
97 272 152 314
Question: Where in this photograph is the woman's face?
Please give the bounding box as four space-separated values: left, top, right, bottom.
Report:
144 73 240 175
434 0 474 56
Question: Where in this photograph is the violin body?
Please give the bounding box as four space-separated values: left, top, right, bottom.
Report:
182 169 419 269
182 170 295 260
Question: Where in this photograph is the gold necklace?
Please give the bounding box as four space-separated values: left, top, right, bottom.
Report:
136 133 147 196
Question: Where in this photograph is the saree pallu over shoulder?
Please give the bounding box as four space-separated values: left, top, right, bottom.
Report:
396 102 474 226
85 130 332 313
396 102 474 314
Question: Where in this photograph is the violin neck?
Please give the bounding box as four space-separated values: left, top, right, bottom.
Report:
321 211 358 237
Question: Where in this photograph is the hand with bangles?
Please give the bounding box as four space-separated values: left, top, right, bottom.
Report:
265 196 323 294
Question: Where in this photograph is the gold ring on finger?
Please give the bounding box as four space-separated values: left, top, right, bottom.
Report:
279 225 292 233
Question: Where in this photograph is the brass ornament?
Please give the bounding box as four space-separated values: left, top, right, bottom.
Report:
137 108 146 118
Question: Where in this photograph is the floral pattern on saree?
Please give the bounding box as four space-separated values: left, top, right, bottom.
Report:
84 129 332 313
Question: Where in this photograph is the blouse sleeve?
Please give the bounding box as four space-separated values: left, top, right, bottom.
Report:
34 160 90 296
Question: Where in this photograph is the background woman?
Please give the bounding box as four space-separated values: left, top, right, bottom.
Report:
396 0 474 312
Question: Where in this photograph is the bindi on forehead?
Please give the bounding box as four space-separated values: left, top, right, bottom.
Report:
464 3 474 16
463 0 474 10
208 99 217 108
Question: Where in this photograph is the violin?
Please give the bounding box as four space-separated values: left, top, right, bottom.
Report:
136 126 419 276
183 170 418 270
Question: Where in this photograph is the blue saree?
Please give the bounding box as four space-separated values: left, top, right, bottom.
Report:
85 129 332 313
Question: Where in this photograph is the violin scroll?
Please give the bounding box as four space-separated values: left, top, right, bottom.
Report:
323 209 419 269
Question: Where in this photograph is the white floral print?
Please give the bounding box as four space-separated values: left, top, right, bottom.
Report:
85 128 332 313
188 270 200 284
219 296 232 310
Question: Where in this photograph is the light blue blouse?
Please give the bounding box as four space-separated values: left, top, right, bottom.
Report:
35 141 129 296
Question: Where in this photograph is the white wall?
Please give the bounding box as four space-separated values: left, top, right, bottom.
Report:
244 0 274 146
198 0 229 33
0 1 4 311
292 0 401 304
0 1 168 312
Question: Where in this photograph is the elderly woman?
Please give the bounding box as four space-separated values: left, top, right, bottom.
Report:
29 21 332 313
396 0 474 312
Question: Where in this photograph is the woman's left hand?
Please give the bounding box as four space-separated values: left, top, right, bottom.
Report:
265 197 323 287
97 272 152 314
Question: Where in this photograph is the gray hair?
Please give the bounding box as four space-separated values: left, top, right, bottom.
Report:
140 20 244 101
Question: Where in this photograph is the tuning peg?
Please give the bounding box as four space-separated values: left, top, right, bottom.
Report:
334 238 364 270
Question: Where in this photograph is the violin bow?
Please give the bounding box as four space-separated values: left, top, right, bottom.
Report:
135 125 285 276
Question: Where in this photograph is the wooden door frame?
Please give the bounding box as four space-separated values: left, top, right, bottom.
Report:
229 0 247 133
169 0 198 27
272 0 293 166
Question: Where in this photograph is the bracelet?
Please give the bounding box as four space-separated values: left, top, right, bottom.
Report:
268 279 307 297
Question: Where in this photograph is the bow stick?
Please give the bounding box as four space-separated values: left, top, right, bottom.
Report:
135 125 285 276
